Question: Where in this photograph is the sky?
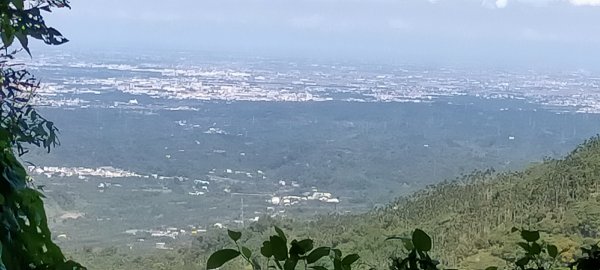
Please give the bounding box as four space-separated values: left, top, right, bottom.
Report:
37 0 600 68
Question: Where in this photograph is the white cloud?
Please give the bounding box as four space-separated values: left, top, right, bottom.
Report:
569 0 600 6
479 0 509 9
496 0 508 8
438 0 600 8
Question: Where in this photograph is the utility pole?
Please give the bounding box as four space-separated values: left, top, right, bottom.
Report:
240 197 245 228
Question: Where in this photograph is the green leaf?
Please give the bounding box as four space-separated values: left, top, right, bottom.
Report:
485 267 498 270
241 246 252 259
228 229 242 242
261 241 273 257
270 235 288 261
412 229 432 252
310 267 328 270
274 226 287 243
520 230 540 242
386 236 415 250
1 28 15 48
342 254 360 265
332 249 342 259
296 239 314 254
511 227 520 233
289 240 301 258
385 236 410 241
290 239 314 258
333 257 343 270
402 239 414 251
515 257 530 267
11 0 24 10
0 243 5 270
517 242 531 252
206 249 240 269
530 242 542 255
56 260 86 270
306 247 330 264
14 32 29 56
547 244 558 258
283 258 297 270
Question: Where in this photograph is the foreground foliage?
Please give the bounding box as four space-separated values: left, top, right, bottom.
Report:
207 227 360 270
385 229 441 270
0 0 83 269
208 227 600 270
569 243 600 270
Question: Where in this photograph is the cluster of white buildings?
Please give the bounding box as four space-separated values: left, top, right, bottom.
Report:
213 168 266 180
269 189 340 207
124 225 210 250
203 127 229 135
28 166 143 179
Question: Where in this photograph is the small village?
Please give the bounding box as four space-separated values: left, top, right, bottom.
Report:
29 164 344 250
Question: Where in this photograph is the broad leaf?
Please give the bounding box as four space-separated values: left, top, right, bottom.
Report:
332 249 342 259
241 246 252 259
547 244 558 258
333 258 342 270
296 239 314 254
274 226 287 243
270 235 288 261
517 242 530 252
261 241 273 257
342 254 360 265
412 229 432 252
515 257 530 267
530 242 542 255
11 0 24 10
206 249 240 269
228 229 242 242
520 230 540 242
283 258 298 270
307 247 330 264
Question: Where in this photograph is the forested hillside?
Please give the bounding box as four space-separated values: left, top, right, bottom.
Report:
70 136 600 269
299 135 600 269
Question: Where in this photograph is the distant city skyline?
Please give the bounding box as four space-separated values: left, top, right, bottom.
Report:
36 0 600 69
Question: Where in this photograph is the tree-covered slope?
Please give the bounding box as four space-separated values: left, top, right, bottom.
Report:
291 135 600 269
70 136 600 269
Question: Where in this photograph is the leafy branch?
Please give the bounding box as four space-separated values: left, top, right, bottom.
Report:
207 226 360 270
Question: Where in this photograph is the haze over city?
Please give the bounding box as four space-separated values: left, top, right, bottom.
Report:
38 0 600 68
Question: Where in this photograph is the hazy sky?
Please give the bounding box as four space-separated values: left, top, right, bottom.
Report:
38 0 600 68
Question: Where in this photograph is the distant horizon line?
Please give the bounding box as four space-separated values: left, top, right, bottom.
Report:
23 47 600 74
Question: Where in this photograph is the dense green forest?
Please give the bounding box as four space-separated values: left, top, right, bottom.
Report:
65 135 600 269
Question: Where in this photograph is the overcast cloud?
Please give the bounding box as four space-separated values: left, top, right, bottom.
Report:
38 0 600 68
